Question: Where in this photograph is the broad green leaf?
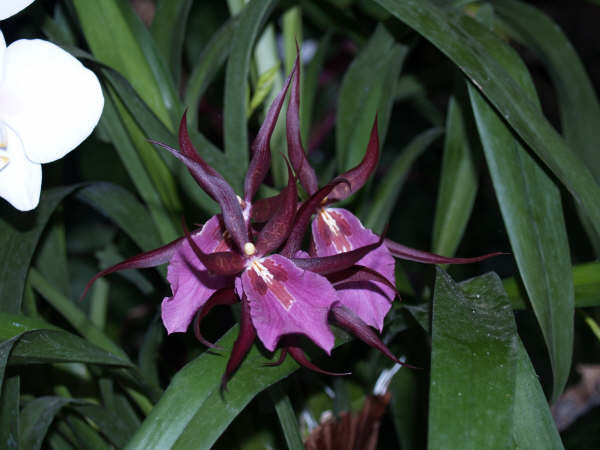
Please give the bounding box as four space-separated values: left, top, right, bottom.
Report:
429 270 517 449
184 18 235 126
364 127 443 232
505 262 600 309
282 7 302 75
512 342 563 449
0 186 79 313
373 0 600 239
73 0 178 129
337 25 408 171
125 327 349 450
100 89 179 243
224 0 277 174
20 397 75 450
493 0 600 253
151 0 193 86
470 82 573 401
432 97 477 257
269 383 303 450
76 183 161 252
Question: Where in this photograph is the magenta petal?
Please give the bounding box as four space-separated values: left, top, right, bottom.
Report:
242 254 337 353
312 208 395 331
161 216 234 334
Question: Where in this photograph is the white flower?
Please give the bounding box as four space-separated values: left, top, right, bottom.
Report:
0 0 35 21
0 1 104 211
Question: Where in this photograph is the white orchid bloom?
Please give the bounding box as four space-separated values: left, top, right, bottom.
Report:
0 0 35 20
0 1 104 211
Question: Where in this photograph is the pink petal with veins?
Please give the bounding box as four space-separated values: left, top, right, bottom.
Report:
161 216 234 334
242 254 337 353
312 208 395 331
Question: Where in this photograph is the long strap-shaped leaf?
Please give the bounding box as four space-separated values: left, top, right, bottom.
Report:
467 22 573 401
372 0 600 239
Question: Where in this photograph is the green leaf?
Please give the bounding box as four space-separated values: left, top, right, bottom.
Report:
125 327 349 449
184 18 234 126
27 268 130 362
505 262 600 309
100 89 179 243
469 81 573 401
364 127 442 232
69 403 132 448
34 214 70 297
269 383 303 450
512 342 564 449
72 0 179 129
224 0 277 174
20 397 75 450
373 0 600 239
151 0 193 86
301 34 331 144
76 183 161 252
0 186 79 313
247 64 280 118
337 25 408 171
0 376 19 450
432 97 477 257
429 270 517 449
389 367 417 450
493 0 600 253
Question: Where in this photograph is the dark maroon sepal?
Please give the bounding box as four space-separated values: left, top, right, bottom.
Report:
327 118 379 204
264 348 288 367
385 239 506 265
280 177 350 258
152 118 249 251
287 346 351 376
244 58 298 203
250 192 284 223
327 265 398 296
183 221 246 275
221 295 256 391
80 234 187 301
193 288 238 349
291 234 384 275
330 304 417 369
286 49 319 196
255 161 298 255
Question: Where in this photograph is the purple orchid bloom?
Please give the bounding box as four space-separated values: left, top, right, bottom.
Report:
284 57 502 333
83 55 410 387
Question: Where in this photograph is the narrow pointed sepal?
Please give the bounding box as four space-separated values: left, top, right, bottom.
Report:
183 220 246 275
280 178 350 258
255 161 298 255
288 346 351 376
221 295 256 391
193 288 237 349
286 50 319 196
291 234 384 275
326 265 398 294
153 121 249 251
326 118 379 203
385 239 506 265
264 348 288 367
245 57 298 203
330 304 416 368
81 234 186 300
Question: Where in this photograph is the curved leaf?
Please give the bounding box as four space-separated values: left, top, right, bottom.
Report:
125 327 349 450
373 0 600 239
432 97 477 257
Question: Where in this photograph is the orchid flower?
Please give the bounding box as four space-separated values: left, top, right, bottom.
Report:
84 56 411 387
284 56 502 333
0 0 104 211
83 53 500 387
